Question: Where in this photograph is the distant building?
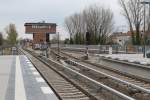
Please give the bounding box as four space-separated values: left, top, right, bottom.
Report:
110 31 132 46
24 22 56 49
110 30 147 46
145 31 150 38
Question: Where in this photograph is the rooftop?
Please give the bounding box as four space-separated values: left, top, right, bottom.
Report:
24 22 57 26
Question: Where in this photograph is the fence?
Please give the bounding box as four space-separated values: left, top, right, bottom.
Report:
51 44 150 54
0 45 18 55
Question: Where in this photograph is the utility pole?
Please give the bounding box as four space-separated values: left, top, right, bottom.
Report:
144 3 146 58
57 32 60 60
148 3 150 31
45 33 49 58
140 0 150 58
85 32 90 60
49 34 51 48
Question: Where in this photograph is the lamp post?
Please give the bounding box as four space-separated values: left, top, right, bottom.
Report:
45 33 50 58
140 0 150 58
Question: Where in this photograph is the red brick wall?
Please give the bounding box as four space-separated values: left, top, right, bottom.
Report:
33 33 46 44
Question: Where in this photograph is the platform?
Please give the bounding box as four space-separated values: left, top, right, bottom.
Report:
0 55 58 100
97 54 150 65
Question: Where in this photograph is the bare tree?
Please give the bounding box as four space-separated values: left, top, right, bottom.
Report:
83 6 100 44
82 5 114 44
64 16 74 43
64 13 85 44
0 33 3 46
64 4 114 45
119 0 144 45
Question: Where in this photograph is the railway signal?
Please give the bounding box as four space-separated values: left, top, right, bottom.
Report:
85 32 90 59
86 32 90 45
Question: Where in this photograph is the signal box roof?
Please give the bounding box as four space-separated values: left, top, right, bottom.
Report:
24 23 57 26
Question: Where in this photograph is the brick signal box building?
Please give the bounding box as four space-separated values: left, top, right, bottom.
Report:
24 22 56 45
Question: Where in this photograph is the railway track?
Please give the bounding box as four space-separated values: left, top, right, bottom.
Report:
19 48 135 100
50 50 150 100
19 49 94 100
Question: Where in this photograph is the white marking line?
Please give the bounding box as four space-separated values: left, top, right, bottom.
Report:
27 62 31 64
29 67 34 69
26 59 29 62
15 56 27 100
41 87 54 94
26 60 30 62
28 64 33 67
36 77 45 83
33 71 40 76
30 67 36 71
24 56 28 59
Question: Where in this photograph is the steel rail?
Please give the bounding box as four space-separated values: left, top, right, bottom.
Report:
57 50 150 93
21 49 98 100
35 53 135 100
66 59 150 94
23 48 135 100
48 57 135 100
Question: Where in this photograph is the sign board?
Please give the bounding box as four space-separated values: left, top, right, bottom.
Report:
24 23 56 34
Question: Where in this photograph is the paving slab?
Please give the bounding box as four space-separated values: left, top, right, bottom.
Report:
0 55 58 100
98 54 150 65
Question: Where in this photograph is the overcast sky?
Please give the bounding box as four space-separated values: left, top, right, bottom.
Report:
0 0 127 39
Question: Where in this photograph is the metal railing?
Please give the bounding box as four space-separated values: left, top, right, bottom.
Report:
51 44 150 54
0 45 18 55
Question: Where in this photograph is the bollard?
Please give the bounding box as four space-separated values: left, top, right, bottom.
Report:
109 46 112 55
